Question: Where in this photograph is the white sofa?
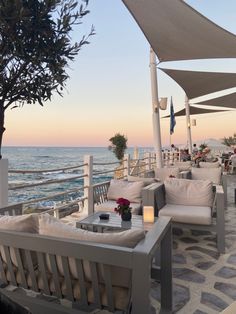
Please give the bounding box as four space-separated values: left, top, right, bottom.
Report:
0 213 172 314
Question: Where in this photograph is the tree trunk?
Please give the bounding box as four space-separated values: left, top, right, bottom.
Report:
0 105 5 159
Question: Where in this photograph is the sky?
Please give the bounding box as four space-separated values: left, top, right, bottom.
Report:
3 0 236 148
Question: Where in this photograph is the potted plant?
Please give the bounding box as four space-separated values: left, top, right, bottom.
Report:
114 198 132 221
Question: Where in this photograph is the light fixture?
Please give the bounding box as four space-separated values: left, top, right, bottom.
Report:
143 206 154 223
192 119 196 126
159 97 167 110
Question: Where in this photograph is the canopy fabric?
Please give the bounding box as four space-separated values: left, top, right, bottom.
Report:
122 0 236 62
160 68 236 99
195 92 236 108
163 106 229 118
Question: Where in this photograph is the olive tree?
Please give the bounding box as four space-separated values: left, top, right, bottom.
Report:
0 0 94 158
109 133 128 161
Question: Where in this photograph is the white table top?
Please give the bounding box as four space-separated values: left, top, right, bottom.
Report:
76 211 157 231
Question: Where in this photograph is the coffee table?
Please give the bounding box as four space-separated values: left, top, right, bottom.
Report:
76 211 157 232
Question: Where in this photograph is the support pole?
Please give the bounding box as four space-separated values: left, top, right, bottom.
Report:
185 95 193 155
150 47 163 168
84 155 93 215
0 159 8 207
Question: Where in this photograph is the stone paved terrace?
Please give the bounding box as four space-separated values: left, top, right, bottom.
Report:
150 174 236 314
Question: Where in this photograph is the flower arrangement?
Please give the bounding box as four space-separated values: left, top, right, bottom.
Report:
114 198 132 215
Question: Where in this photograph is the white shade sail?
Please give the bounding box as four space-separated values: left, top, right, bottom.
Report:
160 68 236 99
122 0 236 62
163 106 229 118
195 92 236 108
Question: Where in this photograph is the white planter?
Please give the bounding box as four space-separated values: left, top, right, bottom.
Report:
0 158 8 207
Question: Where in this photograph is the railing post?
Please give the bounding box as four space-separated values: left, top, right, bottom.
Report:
145 152 151 172
124 154 130 178
84 155 93 215
0 159 8 207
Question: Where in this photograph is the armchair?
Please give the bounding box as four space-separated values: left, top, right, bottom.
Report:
154 178 225 253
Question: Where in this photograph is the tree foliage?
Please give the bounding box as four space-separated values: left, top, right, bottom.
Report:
222 133 236 147
0 0 94 157
109 133 128 161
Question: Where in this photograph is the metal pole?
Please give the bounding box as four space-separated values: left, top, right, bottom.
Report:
150 47 163 168
185 95 193 155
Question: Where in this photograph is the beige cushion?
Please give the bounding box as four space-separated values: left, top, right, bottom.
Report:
127 175 155 186
199 161 220 168
0 214 38 233
159 204 212 225
164 178 213 207
174 161 192 171
191 167 222 185
39 214 145 288
94 200 141 215
0 214 39 267
155 167 180 181
107 179 144 203
39 214 144 248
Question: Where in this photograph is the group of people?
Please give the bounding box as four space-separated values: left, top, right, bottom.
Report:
179 143 216 165
169 142 236 171
224 148 236 172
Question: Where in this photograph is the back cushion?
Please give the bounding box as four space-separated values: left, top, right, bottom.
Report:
39 214 145 287
164 178 213 207
192 167 221 185
0 214 38 233
107 179 144 203
199 161 220 168
0 214 39 267
155 167 180 182
174 161 192 171
127 175 155 186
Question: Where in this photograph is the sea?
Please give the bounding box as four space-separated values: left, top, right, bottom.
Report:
2 146 153 206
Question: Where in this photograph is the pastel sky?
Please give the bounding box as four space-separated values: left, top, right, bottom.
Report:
3 0 236 148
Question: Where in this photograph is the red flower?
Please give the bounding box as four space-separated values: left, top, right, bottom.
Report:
116 198 130 206
114 198 131 215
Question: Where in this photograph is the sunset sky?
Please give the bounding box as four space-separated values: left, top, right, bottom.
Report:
3 0 236 148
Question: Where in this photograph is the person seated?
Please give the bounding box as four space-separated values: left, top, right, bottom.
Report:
203 147 216 162
180 149 191 161
192 143 198 157
192 148 205 165
225 148 236 172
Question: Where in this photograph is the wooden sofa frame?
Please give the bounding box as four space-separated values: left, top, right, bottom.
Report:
0 213 172 314
142 182 225 253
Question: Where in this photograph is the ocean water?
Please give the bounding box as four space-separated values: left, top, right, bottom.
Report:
2 146 153 206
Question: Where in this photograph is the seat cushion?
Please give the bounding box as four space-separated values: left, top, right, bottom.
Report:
94 200 141 215
191 167 222 185
155 167 180 181
107 179 144 203
159 204 212 225
164 178 213 207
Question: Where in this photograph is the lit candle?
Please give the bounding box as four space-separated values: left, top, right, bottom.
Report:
143 206 154 223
